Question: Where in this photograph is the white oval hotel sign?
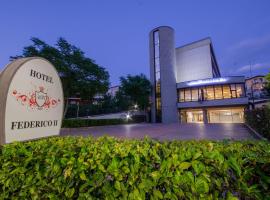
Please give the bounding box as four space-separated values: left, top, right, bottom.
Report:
0 57 64 144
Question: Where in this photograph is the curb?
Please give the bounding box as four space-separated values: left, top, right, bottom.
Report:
244 123 267 140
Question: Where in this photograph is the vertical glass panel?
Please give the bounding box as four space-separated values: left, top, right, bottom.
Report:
222 85 231 98
184 109 203 123
206 86 215 100
180 111 187 123
184 89 191 101
153 31 161 122
236 84 244 97
154 45 159 58
214 85 223 99
230 84 237 98
155 71 160 80
191 88 198 101
154 31 159 44
180 90 185 102
154 58 160 71
155 81 160 95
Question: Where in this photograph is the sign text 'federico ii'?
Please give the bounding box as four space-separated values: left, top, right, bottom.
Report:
0 57 64 144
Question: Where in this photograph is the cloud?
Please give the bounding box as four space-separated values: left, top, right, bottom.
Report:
235 62 270 73
231 34 270 50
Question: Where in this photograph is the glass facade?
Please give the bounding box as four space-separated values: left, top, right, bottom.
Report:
153 31 161 122
180 107 244 123
207 107 244 123
178 83 245 102
180 109 203 123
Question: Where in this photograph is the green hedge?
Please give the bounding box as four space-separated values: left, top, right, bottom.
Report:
245 107 270 140
1 137 270 199
62 116 145 128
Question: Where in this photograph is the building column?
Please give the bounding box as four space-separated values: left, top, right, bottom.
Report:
203 108 208 124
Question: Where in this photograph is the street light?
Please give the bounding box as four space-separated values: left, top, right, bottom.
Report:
126 113 131 120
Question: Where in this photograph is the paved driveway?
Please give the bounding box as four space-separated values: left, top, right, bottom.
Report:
61 123 256 140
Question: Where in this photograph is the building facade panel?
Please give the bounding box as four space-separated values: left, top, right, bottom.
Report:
175 44 213 82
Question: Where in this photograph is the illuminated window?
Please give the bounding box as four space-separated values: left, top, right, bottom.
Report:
205 86 215 100
184 89 191 101
230 84 237 98
191 88 198 101
223 85 231 98
214 85 223 99
179 90 185 102
236 84 244 97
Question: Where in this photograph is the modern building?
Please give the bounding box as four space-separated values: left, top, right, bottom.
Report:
149 26 248 123
245 75 270 108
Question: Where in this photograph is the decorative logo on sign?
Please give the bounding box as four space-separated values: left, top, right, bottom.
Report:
12 86 60 110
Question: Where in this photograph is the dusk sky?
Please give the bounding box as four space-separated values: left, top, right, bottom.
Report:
0 0 270 86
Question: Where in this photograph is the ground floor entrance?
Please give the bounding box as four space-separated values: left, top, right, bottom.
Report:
180 107 245 123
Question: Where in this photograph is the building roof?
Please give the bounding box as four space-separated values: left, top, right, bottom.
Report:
245 75 266 80
176 37 212 52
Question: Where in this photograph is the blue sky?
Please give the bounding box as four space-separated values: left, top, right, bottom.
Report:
0 0 270 85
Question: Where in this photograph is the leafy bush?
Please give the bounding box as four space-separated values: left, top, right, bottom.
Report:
245 107 270 140
62 116 145 128
0 137 270 199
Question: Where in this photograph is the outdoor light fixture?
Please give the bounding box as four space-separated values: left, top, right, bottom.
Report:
126 113 131 119
134 104 138 109
187 78 228 86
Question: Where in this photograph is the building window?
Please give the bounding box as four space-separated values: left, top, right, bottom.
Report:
178 83 245 103
222 85 231 99
179 90 185 102
214 85 223 99
153 31 161 122
207 107 244 123
236 84 244 97
191 88 199 101
184 89 191 101
205 86 215 100
230 84 237 98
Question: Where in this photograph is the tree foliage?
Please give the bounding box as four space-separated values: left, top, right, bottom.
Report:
116 74 151 110
11 37 110 100
265 72 270 95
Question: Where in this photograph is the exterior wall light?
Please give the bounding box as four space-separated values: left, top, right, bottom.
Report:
187 78 228 86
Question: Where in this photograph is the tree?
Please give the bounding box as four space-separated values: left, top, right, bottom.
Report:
117 74 151 110
265 72 270 95
11 37 110 101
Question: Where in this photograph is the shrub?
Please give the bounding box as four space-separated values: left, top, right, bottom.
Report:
0 137 270 199
62 116 145 128
245 107 270 140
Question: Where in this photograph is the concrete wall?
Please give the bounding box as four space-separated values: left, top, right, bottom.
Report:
149 26 178 123
175 41 213 83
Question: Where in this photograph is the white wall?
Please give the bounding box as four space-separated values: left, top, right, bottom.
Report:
175 44 213 83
